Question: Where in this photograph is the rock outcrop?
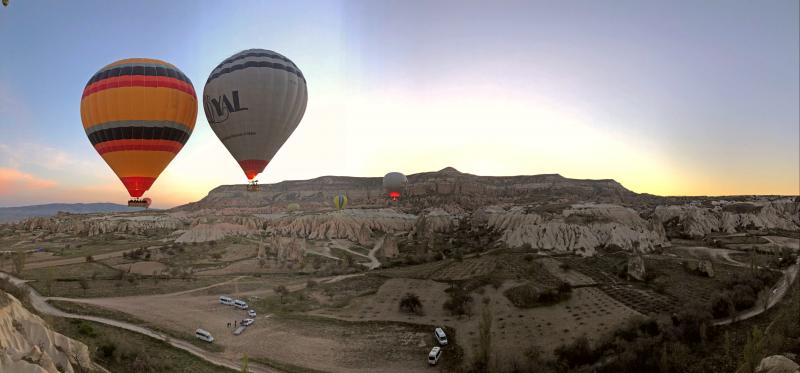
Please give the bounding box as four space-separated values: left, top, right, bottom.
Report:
0 292 92 373
175 223 254 243
263 209 416 243
378 235 399 258
482 204 668 256
17 213 182 237
655 200 800 238
756 355 800 373
267 236 307 262
409 208 456 240
626 255 647 281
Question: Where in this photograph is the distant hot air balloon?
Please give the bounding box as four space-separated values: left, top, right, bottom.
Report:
333 194 348 210
203 49 308 191
80 58 197 208
383 172 408 201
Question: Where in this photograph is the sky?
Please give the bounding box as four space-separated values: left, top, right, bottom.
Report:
0 0 798 208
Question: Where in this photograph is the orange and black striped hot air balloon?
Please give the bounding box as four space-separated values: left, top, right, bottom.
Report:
80 58 197 207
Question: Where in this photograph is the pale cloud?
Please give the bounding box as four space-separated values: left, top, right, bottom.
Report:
0 142 96 172
0 167 57 195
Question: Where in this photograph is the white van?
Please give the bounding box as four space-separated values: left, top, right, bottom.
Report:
434 327 448 345
428 346 442 365
234 299 248 310
195 329 214 343
219 296 233 305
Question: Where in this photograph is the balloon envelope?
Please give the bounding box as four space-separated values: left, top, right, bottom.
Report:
383 172 408 200
80 58 197 198
203 49 308 181
333 194 348 210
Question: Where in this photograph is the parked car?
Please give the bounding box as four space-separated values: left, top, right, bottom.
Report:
195 329 214 342
233 299 248 310
219 296 234 305
241 318 255 326
434 327 448 345
428 347 442 365
248 309 257 317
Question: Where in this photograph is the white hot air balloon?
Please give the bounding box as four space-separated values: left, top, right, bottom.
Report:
383 172 408 201
203 49 308 191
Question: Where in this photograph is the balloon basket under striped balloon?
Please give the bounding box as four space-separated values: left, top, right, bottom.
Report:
247 180 260 192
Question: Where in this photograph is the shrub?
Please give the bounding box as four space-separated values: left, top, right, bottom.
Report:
399 292 423 315
443 286 473 316
554 336 596 368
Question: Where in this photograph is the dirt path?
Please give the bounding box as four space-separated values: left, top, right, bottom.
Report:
0 270 277 373
672 246 748 267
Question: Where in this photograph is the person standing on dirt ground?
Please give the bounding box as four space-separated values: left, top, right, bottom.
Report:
227 322 231 328
235 320 237 327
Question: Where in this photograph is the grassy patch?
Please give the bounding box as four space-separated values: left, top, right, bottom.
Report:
50 318 233 373
29 276 228 298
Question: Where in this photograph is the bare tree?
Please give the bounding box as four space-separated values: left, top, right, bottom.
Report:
274 285 289 304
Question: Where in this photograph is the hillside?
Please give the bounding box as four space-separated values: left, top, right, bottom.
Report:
0 203 143 224
178 167 644 212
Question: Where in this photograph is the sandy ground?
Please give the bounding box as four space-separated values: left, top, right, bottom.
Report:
113 261 168 275
310 277 640 367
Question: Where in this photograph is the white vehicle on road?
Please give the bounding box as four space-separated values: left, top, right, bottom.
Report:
233 299 248 310
219 296 234 305
195 329 214 343
248 309 257 317
241 318 255 326
428 346 442 365
434 327 448 345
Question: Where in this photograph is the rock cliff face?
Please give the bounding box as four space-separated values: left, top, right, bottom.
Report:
482 204 669 256
655 200 800 238
0 292 92 373
178 167 641 212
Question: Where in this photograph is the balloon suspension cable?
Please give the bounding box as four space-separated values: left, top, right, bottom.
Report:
128 198 151 208
247 179 260 192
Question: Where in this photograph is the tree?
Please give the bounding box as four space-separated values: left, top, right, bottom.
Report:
475 306 493 372
739 326 765 373
399 293 423 315
78 277 90 296
241 353 249 373
2 0 9 7
12 251 26 274
274 285 289 304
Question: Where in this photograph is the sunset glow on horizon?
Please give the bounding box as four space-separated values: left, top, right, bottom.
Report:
1 1 798 208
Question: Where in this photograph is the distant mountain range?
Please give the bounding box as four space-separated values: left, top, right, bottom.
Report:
0 203 142 223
